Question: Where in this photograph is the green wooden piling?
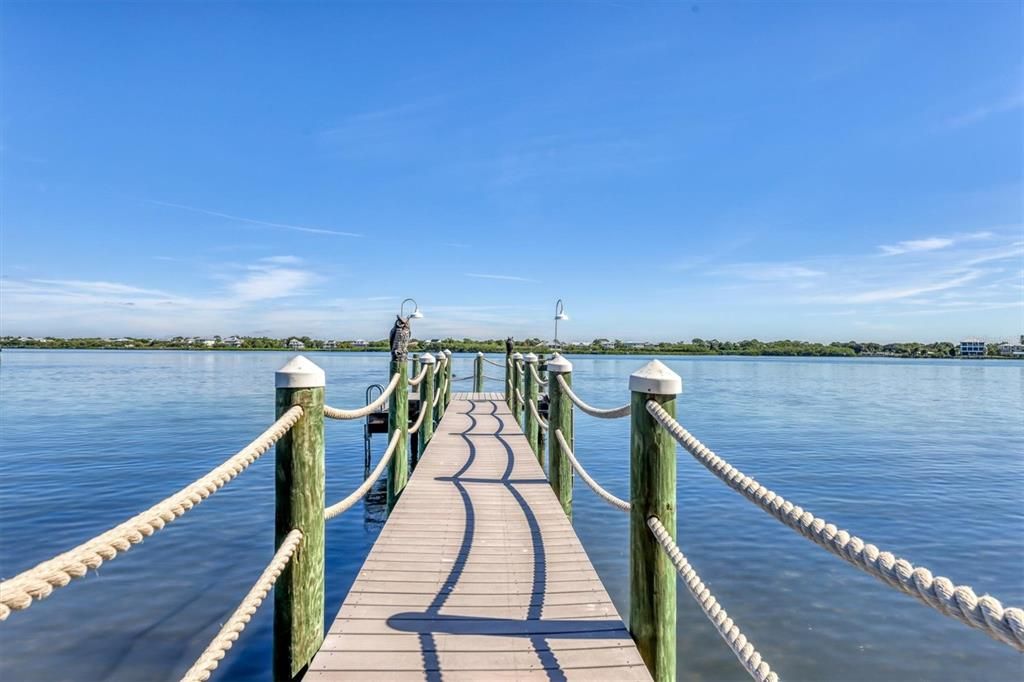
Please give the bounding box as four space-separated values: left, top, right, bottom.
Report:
419 353 436 463
411 353 420 383
628 360 681 682
273 356 326 681
505 346 513 406
523 353 539 458
433 354 444 425
546 355 573 519
387 357 409 513
510 352 523 426
474 352 484 393
443 349 453 408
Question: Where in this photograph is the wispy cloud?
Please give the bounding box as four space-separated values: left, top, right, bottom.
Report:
810 271 982 304
718 264 825 280
879 230 994 256
879 237 954 256
944 93 1024 129
227 258 317 301
464 273 538 283
144 199 362 237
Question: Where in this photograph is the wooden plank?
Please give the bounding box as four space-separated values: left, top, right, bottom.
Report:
310 396 650 680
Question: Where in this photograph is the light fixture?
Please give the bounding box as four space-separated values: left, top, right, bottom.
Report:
401 298 423 320
553 299 568 345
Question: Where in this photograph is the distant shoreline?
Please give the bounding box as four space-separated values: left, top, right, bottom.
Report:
2 344 1019 360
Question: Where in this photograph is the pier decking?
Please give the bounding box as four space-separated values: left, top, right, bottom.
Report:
308 392 650 681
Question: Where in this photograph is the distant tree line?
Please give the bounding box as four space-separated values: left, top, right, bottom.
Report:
0 336 1011 358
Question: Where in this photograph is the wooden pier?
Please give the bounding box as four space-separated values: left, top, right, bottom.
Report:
308 392 650 680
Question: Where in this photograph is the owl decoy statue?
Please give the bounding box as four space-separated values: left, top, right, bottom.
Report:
390 315 411 362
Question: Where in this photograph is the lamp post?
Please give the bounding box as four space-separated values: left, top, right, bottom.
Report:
553 299 569 346
401 298 423 321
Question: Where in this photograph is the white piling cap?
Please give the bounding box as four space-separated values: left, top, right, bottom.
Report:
524 352 538 363
511 352 523 360
443 349 452 356
276 355 326 389
547 355 573 374
420 352 436 364
629 360 682 395
477 351 484 357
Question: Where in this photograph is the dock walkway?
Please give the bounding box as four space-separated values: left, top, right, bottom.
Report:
308 392 650 680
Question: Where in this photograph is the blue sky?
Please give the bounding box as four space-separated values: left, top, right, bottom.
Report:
2 1 1021 342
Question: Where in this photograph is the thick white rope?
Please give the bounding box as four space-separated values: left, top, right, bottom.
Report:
408 401 428 434
554 429 629 512
555 375 630 419
645 400 1024 651
648 517 779 682
528 399 548 431
528 363 549 387
325 431 401 520
323 373 400 420
484 357 505 367
180 529 303 682
432 379 444 408
0 406 304 621
515 388 525 404
407 365 429 387
433 361 443 376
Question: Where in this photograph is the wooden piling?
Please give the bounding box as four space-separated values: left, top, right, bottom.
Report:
411 353 420 384
628 360 681 682
510 352 523 426
546 355 573 519
505 345 513 406
387 356 409 513
475 352 484 393
523 353 539 459
419 353 435 464
443 349 453 408
273 356 326 681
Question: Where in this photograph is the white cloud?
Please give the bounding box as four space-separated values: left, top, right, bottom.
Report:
720 264 825 280
944 93 1024 129
810 271 981 304
144 199 363 237
879 238 954 256
464 273 538 283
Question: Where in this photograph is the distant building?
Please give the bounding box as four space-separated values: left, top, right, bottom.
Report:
324 340 338 350
627 342 648 350
601 341 615 350
288 338 305 350
201 338 217 348
224 336 244 347
352 339 369 348
998 341 1024 357
959 339 986 357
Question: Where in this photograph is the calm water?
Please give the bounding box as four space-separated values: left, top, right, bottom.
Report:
1 350 1022 681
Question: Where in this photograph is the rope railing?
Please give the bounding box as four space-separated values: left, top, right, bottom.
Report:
528 399 548 431
484 357 505 367
648 517 779 682
407 365 429 387
433 362 443 376
433 380 444 408
325 431 402 520
555 374 630 419
0 405 304 621
452 375 474 382
323 373 400 420
645 400 1024 652
180 528 304 682
515 387 525 404
554 429 629 512
484 375 504 382
408 401 428 434
528 363 548 387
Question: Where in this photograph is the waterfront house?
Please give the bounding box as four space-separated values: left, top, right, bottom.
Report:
324 340 338 350
959 339 986 357
288 338 305 350
352 339 369 348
